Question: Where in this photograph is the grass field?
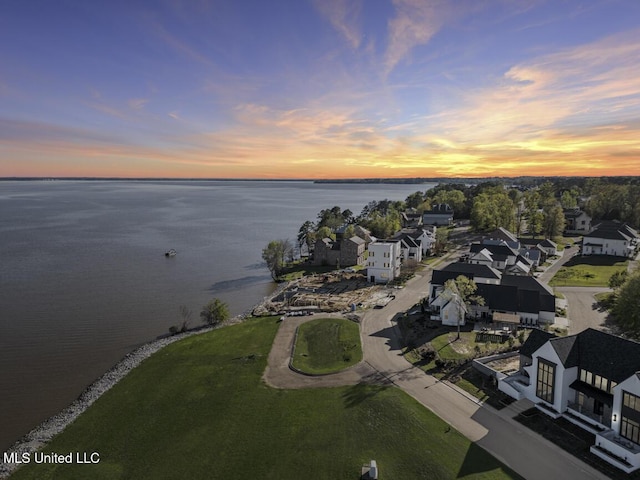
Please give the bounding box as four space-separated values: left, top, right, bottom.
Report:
10 317 522 480
549 255 628 287
292 318 362 374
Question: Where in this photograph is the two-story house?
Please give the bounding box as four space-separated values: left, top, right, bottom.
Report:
422 204 454 226
499 329 640 473
582 221 639 258
564 208 592 234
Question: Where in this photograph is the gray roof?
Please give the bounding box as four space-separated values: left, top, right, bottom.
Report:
520 329 556 357
424 203 453 214
585 221 639 241
431 262 502 285
546 329 640 383
471 243 519 259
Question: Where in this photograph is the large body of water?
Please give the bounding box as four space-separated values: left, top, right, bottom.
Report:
0 180 433 451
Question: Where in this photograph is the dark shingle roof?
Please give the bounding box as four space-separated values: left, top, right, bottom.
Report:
520 329 556 357
470 243 518 258
547 329 640 382
431 263 502 285
501 275 554 296
585 221 639 241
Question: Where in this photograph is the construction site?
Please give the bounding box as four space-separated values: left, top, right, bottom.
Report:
252 271 398 316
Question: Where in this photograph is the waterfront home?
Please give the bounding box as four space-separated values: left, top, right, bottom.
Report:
422 204 454 226
313 236 366 267
367 240 401 283
498 328 640 473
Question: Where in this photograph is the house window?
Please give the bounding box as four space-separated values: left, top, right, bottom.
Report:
621 391 640 444
536 358 556 404
579 369 614 393
370 251 374 257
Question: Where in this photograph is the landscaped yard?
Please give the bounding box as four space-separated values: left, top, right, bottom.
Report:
9 317 522 480
549 255 628 287
292 317 362 374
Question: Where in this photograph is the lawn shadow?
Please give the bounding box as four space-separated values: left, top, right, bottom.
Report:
342 382 389 408
457 443 524 479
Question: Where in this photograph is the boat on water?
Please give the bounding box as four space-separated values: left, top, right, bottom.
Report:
165 249 177 257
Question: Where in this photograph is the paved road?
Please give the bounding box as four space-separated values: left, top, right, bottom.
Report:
263 264 609 479
556 286 610 333
358 272 608 480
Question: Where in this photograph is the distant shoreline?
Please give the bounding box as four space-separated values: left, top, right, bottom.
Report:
2 175 637 183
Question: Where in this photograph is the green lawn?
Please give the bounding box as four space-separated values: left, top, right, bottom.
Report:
10 317 521 480
549 255 628 287
292 318 362 374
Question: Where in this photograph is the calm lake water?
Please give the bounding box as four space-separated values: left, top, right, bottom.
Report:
0 179 433 451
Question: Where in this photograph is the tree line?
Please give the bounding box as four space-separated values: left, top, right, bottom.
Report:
262 177 640 280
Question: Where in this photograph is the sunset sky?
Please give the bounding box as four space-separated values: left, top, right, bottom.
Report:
1 0 640 179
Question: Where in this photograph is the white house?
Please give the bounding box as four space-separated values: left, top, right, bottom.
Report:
582 221 639 258
564 208 592 234
430 288 467 326
367 240 401 283
499 329 640 473
422 204 453 226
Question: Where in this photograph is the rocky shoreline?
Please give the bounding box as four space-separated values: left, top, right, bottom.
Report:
0 280 296 479
0 297 276 480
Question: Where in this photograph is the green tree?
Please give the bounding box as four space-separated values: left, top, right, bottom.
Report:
434 228 449 255
523 190 543 237
560 190 578 209
316 226 334 240
297 220 316 255
405 191 424 209
609 270 629 291
470 192 515 232
200 298 229 326
612 271 640 336
444 275 484 340
262 239 294 280
542 204 566 239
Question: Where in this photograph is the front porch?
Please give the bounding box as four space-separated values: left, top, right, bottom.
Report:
592 429 640 473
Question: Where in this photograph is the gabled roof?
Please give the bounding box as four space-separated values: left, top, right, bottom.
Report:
543 329 640 383
563 208 589 219
484 227 518 244
501 274 554 296
400 236 420 248
347 235 365 245
424 203 453 214
471 242 519 258
431 262 502 285
519 248 541 263
470 248 493 262
585 221 639 241
475 283 519 312
520 329 556 357
539 239 557 248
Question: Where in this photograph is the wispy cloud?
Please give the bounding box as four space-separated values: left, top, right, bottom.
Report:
313 0 363 49
384 0 449 74
128 98 149 110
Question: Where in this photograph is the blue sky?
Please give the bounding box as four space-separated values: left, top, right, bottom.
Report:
1 0 640 178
